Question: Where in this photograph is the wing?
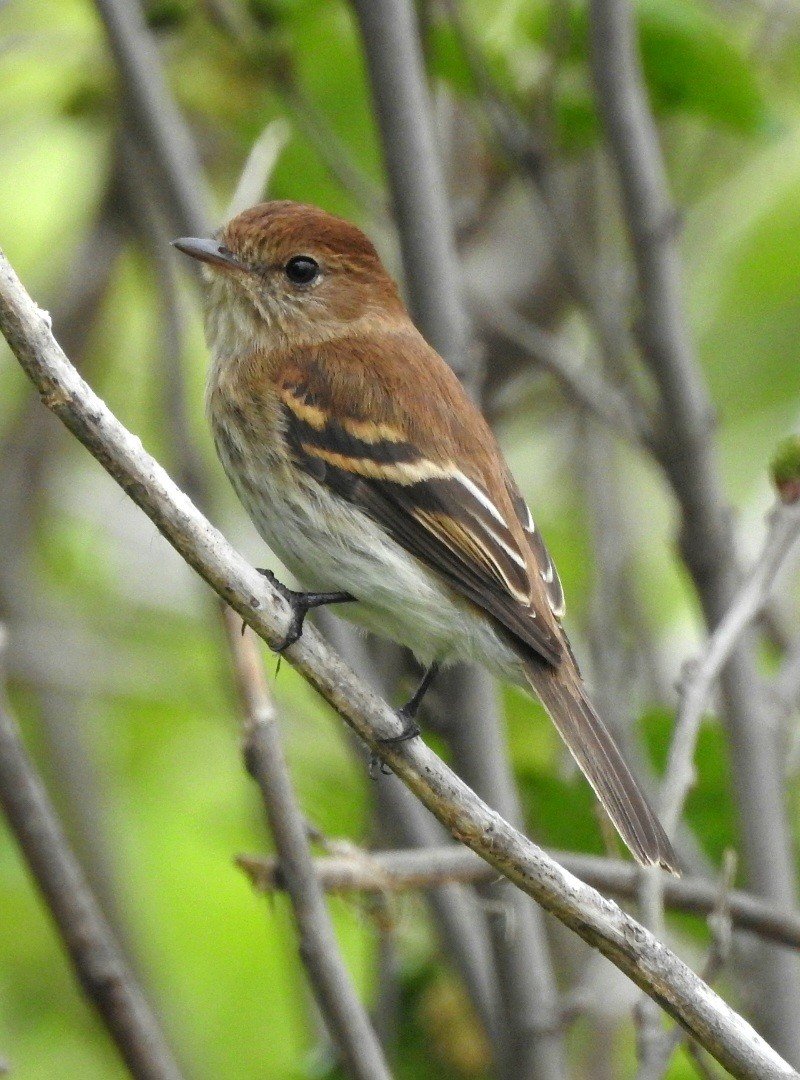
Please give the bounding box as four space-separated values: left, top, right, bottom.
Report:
276 355 564 668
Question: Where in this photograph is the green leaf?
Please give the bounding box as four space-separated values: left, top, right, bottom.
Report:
636 0 767 133
427 22 479 98
525 0 767 145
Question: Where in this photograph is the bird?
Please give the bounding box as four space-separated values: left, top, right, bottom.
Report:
173 200 678 874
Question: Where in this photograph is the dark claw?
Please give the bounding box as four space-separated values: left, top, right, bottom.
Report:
277 599 306 653
375 663 439 748
257 568 355 652
368 664 440 777
368 752 393 779
392 663 439 731
378 714 422 746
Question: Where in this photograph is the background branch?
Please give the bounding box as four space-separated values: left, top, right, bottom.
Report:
350 0 471 379
350 6 567 1077
662 497 800 836
94 0 209 236
239 845 800 952
223 614 391 1080
0 629 187 1080
588 0 800 1059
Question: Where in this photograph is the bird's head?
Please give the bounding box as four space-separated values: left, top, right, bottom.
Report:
174 201 405 358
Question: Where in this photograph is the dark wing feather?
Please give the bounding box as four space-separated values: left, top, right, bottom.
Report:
504 473 565 618
277 373 563 667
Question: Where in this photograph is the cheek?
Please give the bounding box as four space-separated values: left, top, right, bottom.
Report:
249 282 320 332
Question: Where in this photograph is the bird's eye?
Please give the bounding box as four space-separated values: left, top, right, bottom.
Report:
284 255 320 285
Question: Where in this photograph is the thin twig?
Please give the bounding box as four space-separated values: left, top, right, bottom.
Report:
225 120 292 219
1 251 796 1080
222 614 392 1080
662 498 800 836
0 629 187 1080
701 851 737 985
473 291 654 446
238 845 800 952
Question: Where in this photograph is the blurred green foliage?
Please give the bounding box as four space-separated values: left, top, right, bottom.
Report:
1 0 800 1077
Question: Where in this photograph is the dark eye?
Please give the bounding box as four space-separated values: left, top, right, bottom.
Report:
284 255 320 285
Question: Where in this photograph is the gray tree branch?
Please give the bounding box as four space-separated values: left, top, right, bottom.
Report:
239 844 800 952
662 497 800 836
94 0 209 237
350 0 471 381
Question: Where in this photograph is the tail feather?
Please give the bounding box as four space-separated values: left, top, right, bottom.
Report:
525 662 679 875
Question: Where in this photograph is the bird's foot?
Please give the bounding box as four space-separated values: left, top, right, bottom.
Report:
378 713 422 746
376 662 439 747
368 752 393 779
257 568 355 651
367 664 440 778
368 712 421 780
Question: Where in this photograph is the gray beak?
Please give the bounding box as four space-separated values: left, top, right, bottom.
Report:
172 237 241 270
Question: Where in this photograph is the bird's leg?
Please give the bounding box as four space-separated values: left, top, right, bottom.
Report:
257 568 355 651
379 662 440 745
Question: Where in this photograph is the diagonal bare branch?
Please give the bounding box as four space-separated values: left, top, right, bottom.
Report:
662 497 800 836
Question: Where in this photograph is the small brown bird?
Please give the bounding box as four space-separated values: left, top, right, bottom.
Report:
174 201 678 873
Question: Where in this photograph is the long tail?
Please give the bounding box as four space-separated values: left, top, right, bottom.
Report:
524 660 679 875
